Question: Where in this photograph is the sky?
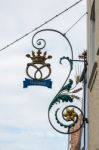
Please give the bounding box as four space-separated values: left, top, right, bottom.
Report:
0 0 86 150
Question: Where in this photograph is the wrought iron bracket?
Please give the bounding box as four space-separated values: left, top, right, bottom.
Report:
83 118 89 124
26 28 88 135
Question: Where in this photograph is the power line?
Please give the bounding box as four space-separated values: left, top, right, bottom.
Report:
0 0 83 52
64 12 88 35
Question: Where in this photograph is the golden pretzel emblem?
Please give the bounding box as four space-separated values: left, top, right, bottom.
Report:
26 50 52 80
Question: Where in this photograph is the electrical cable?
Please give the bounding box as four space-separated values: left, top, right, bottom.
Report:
0 0 83 52
64 12 88 35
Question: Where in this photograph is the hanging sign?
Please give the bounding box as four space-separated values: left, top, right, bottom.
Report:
23 50 52 88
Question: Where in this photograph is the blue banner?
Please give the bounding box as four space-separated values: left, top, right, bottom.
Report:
23 78 52 88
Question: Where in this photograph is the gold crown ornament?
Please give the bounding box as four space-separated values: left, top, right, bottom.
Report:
26 50 52 64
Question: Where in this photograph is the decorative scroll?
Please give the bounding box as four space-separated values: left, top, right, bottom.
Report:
24 28 84 134
42 29 84 134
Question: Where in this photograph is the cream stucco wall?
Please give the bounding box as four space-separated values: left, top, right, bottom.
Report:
87 0 99 150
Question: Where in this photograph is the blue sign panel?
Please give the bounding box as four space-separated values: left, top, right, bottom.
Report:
23 78 52 89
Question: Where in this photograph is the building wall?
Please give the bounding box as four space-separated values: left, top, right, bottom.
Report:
69 115 82 150
87 0 99 149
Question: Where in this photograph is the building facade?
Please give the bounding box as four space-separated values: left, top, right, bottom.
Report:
69 115 82 150
87 0 99 149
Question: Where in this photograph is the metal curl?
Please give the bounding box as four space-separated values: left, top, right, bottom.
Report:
48 105 84 134
60 56 73 70
32 34 46 49
48 76 83 134
32 29 73 55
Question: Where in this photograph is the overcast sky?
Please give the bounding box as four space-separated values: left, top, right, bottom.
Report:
0 0 86 150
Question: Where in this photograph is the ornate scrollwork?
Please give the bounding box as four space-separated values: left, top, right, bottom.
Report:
43 29 84 134
48 74 84 134
54 105 84 134
26 28 84 134
32 38 46 50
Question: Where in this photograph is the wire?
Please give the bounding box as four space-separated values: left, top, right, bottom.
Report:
0 0 83 52
64 12 88 35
